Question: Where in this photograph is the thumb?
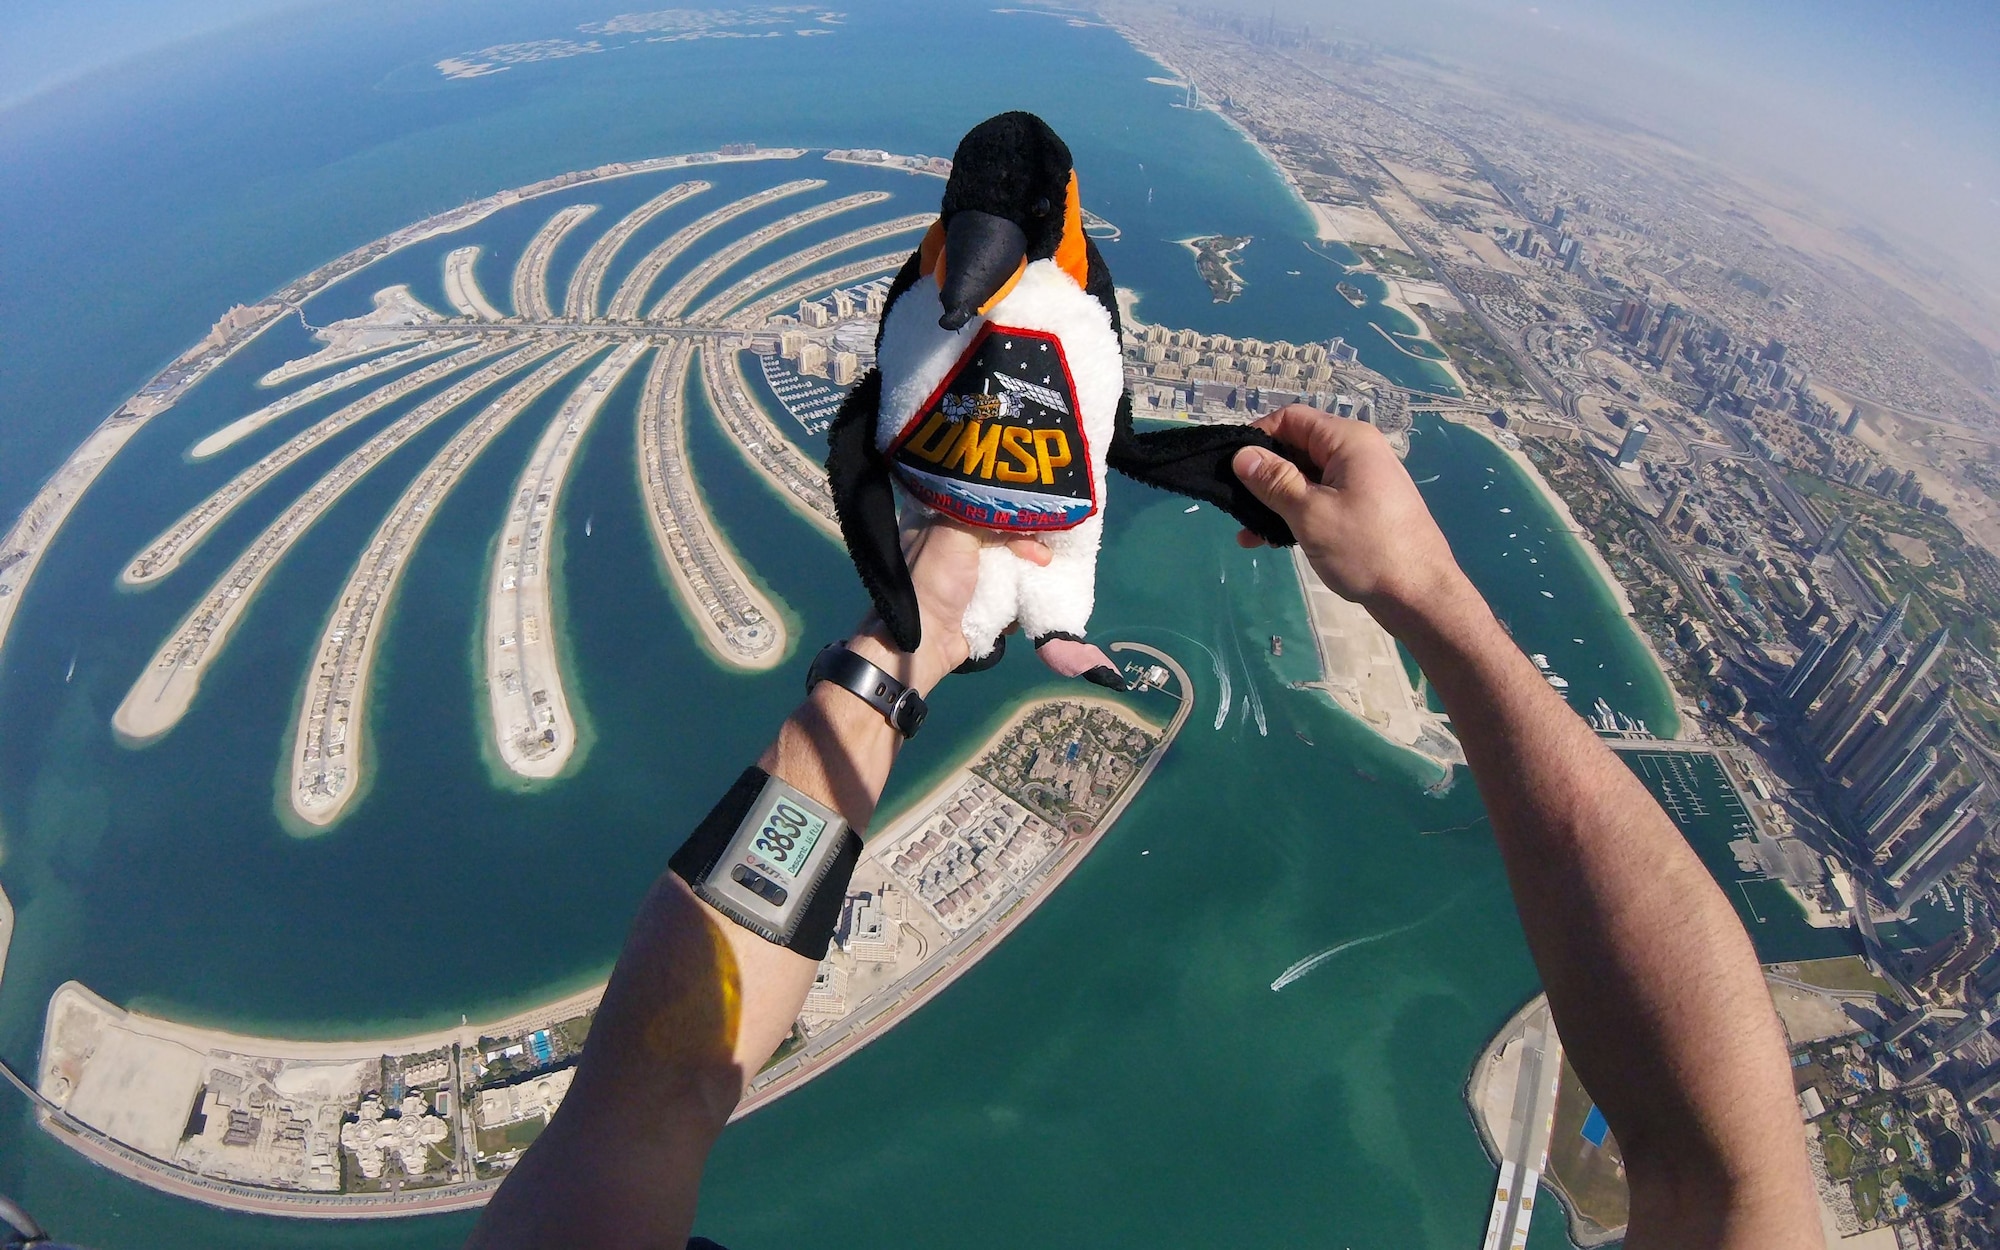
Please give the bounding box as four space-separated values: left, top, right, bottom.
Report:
1232 445 1314 518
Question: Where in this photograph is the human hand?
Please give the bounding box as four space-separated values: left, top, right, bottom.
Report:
847 519 1049 694
1231 405 1476 635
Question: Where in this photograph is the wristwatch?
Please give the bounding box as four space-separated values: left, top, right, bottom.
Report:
808 642 928 738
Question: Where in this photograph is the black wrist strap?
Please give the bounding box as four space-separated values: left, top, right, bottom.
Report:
669 767 861 960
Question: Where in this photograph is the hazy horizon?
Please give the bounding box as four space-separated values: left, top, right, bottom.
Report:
3 0 1996 306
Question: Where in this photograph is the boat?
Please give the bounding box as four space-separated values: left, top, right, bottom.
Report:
585 515 594 537
1547 675 1570 690
1286 269 1301 276
1336 281 1367 307
1184 504 1199 513
1270 634 1283 657
65 652 76 683
1295 730 1314 746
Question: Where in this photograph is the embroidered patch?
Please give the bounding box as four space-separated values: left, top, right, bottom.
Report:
889 326 1095 531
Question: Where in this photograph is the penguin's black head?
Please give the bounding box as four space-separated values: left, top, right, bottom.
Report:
934 111 1081 331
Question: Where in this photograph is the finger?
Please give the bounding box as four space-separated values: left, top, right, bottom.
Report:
1235 529 1267 549
1252 404 1347 470
1232 445 1316 520
1003 535 1054 567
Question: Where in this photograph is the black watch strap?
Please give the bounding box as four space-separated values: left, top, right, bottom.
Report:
808 643 928 737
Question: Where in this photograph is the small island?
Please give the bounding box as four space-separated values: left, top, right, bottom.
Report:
1336 280 1367 307
1181 234 1250 302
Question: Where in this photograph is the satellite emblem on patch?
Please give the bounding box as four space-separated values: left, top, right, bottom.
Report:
889 326 1095 532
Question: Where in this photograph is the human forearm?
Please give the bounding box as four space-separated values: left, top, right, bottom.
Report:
469 625 943 1249
1394 580 1816 1243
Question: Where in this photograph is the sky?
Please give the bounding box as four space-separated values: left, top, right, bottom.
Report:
0 0 320 110
1251 0 2000 297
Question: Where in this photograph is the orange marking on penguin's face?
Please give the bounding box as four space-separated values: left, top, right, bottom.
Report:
920 218 946 285
1054 171 1089 290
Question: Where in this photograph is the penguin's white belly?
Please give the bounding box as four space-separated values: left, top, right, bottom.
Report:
874 259 1123 656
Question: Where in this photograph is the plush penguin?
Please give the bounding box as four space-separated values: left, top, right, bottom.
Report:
826 111 1306 688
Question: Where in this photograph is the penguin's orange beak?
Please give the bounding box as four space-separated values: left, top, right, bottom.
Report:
937 210 1027 331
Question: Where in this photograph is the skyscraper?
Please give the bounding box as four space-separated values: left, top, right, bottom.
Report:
1848 684 1954 800
1651 314 1687 366
1888 818 1989 912
1877 628 1949 723
1614 421 1650 468
1812 650 1906 758
1860 745 1952 847
1793 617 1863 711
1814 514 1852 560
1779 633 1832 704
1884 783 1986 880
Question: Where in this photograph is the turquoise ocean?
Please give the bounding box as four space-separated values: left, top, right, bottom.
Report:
0 2 1823 1245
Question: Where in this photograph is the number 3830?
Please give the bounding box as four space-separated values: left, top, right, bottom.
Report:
753 801 813 863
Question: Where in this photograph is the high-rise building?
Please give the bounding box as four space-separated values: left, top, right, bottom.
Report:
1861 596 1912 671
1614 421 1650 468
1793 618 1863 711
1764 338 1788 364
1651 315 1687 366
1859 745 1948 845
1616 297 1652 342
1842 406 1863 437
1888 818 1990 912
1779 633 1832 704
1848 684 1954 800
1876 629 1949 723
1550 205 1568 229
1811 651 1906 757
1814 514 1852 559
1884 784 1986 881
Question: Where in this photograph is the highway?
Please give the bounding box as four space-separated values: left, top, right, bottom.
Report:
603 179 822 321
561 180 708 321
124 342 529 584
511 204 598 323
635 341 786 670
188 337 479 460
292 342 611 825
647 191 890 320
1479 1001 1564 1250
485 341 653 779
442 247 504 321
698 344 838 536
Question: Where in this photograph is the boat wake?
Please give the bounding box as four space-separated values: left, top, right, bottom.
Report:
1271 892 1465 991
1212 651 1233 731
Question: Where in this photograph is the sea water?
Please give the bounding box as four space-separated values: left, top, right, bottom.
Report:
0 2 1724 1246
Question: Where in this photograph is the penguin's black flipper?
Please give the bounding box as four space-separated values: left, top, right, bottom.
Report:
1104 391 1316 547
825 368 922 651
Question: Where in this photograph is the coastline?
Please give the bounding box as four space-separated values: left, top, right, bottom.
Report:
31 661 1190 1217
1437 410 1687 739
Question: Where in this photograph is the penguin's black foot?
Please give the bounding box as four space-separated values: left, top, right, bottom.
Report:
1082 664 1129 691
954 632 1006 674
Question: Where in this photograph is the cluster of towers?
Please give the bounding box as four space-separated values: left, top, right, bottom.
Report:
1778 596 1986 911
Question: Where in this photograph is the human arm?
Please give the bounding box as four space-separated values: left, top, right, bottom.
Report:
1231 408 1819 1248
466 522 1049 1250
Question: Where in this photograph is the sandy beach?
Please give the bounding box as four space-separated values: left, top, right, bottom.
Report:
1440 411 1687 733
